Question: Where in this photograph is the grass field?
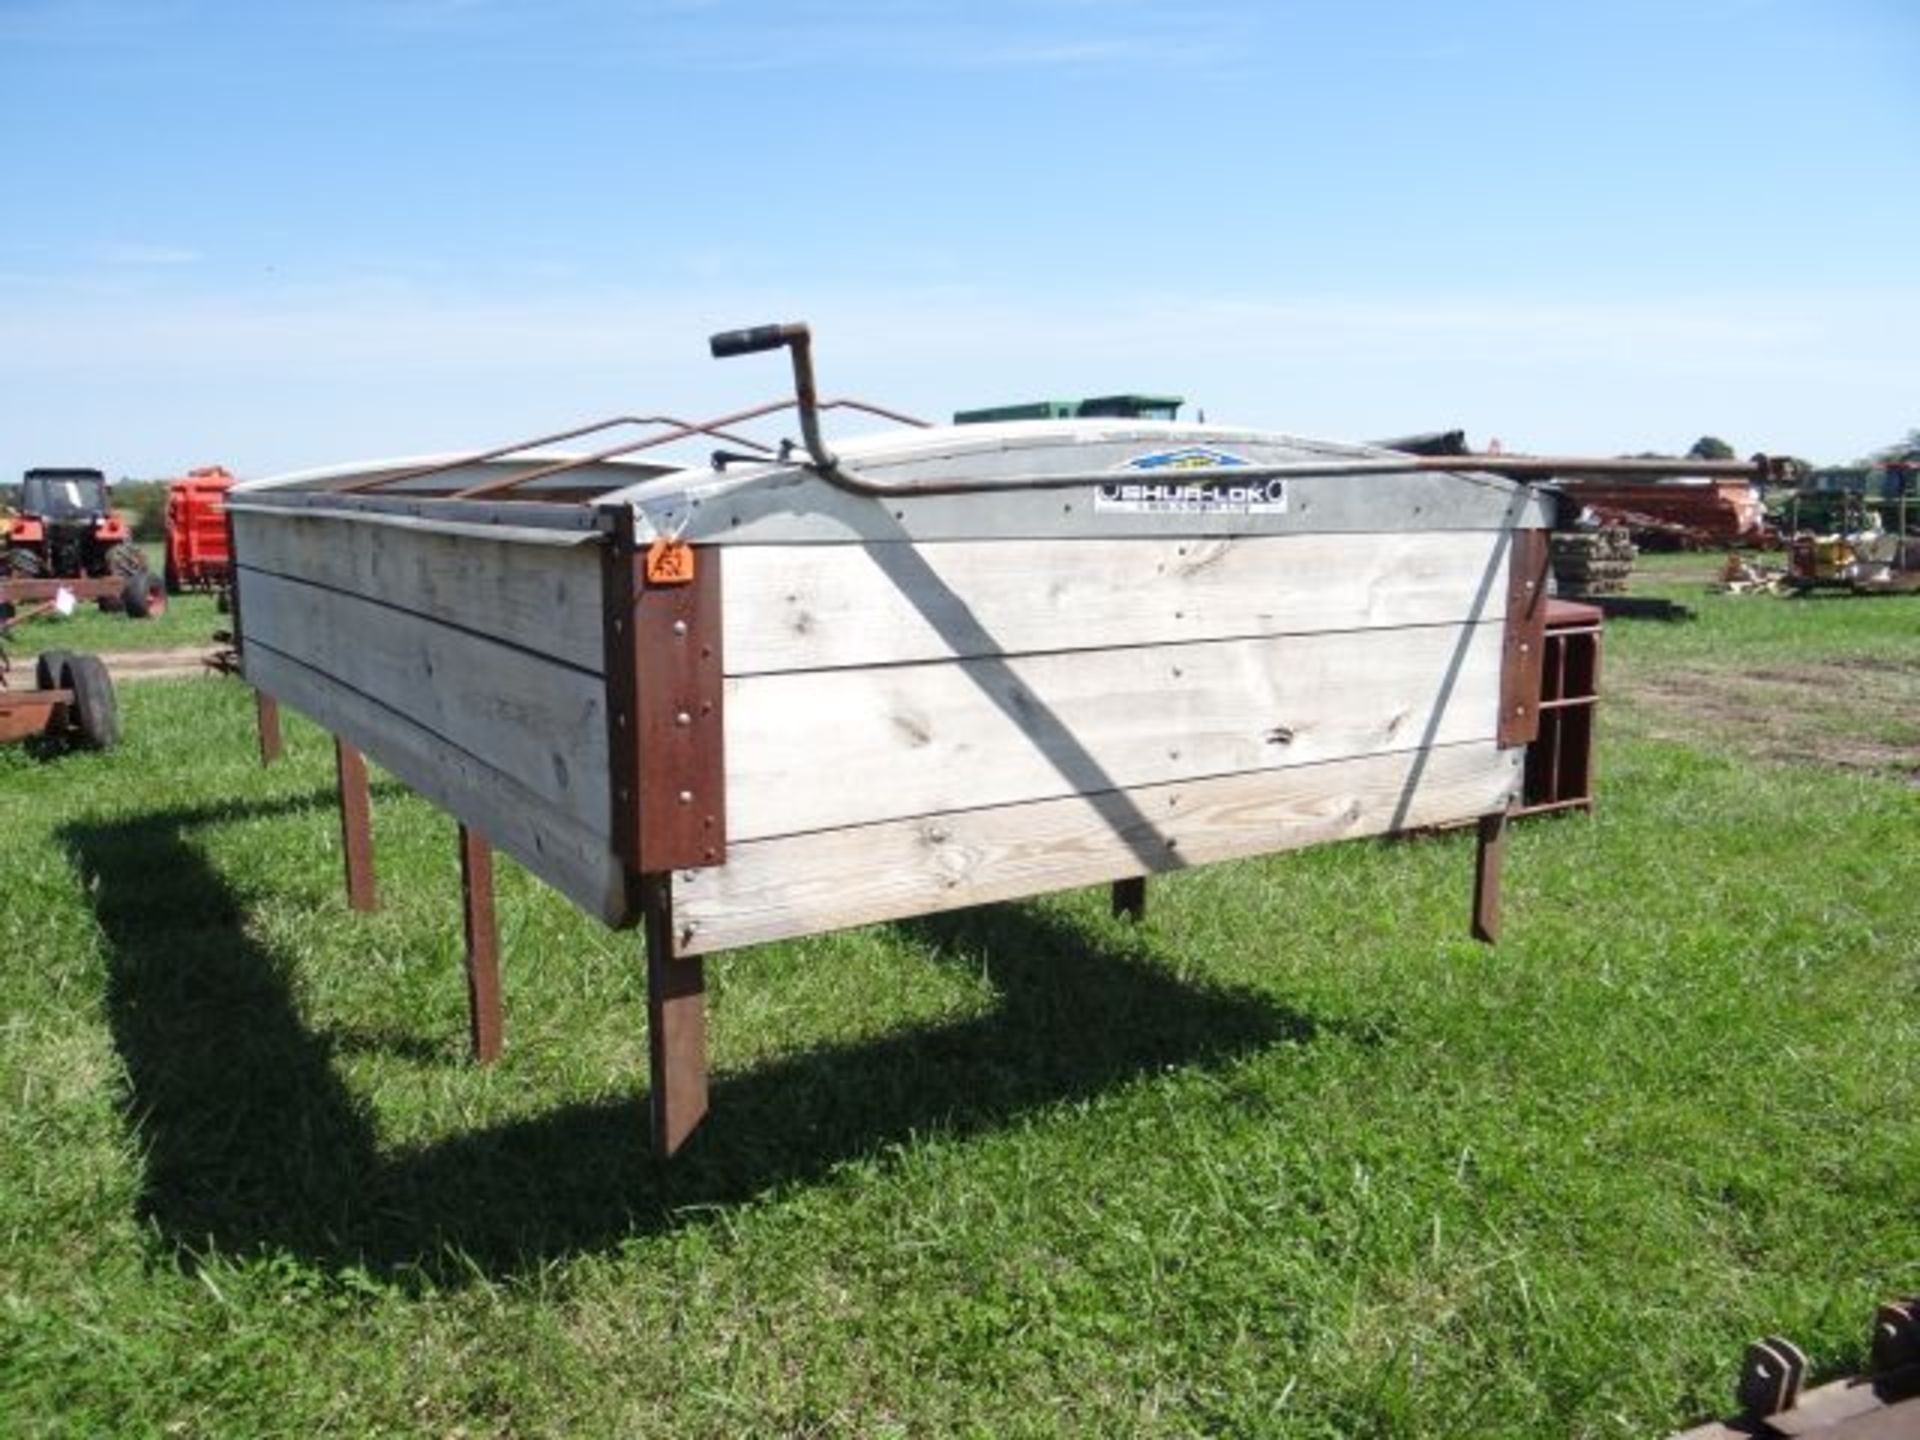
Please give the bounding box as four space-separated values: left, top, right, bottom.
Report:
2 558 1916 1436
1611 551 1920 776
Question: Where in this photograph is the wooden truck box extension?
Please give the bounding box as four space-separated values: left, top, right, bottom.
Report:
227 328 1568 1159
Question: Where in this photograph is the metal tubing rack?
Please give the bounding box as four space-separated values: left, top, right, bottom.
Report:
320 321 1784 508
1518 599 1603 817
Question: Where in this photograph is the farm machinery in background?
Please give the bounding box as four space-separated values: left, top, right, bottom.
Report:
1782 459 1919 596
163 465 235 593
1 467 163 619
1552 475 1770 550
1538 452 1917 599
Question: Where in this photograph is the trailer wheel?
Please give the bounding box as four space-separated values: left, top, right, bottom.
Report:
164 559 182 595
34 648 75 692
65 655 119 750
121 570 163 619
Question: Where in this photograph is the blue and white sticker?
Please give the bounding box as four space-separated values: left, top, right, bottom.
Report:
1096 446 1287 515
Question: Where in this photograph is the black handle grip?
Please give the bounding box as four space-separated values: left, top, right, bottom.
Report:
709 324 792 359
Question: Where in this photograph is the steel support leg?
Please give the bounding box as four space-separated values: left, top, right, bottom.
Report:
256 691 282 766
1112 876 1148 922
334 736 377 913
1472 810 1507 945
641 874 708 1159
459 825 503 1064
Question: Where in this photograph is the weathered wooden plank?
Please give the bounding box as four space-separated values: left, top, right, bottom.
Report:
722 532 1512 675
232 509 605 673
239 567 611 832
245 644 630 924
725 621 1505 841
675 741 1522 955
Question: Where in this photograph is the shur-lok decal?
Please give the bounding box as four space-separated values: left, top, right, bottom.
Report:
1095 446 1288 515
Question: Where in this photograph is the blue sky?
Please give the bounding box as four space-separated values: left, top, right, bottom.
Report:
2 0 1915 478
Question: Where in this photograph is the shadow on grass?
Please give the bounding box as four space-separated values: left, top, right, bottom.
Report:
65 792 1339 1284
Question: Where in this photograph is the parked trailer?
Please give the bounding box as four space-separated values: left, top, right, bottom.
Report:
0 603 120 750
1555 476 1767 548
228 324 1767 1160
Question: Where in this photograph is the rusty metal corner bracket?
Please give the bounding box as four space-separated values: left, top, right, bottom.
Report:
1498 528 1550 747
602 510 727 882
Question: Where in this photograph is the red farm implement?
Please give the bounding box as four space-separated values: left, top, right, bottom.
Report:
164 465 236 593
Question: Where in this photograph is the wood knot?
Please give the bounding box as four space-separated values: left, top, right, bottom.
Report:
892 712 934 747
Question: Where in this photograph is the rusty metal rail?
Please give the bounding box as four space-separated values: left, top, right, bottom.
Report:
298 318 1789 508
338 399 933 502
338 413 777 495
450 396 932 499
706 320 1790 499
781 449 1789 500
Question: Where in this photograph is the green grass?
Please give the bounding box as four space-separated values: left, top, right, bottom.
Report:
4 588 226 659
2 602 1917 1435
1623 549 1920 666
1607 550 1920 776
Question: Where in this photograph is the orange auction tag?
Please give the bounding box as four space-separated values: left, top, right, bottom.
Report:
645 539 696 586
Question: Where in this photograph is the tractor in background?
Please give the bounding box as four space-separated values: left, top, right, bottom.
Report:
2 467 162 618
